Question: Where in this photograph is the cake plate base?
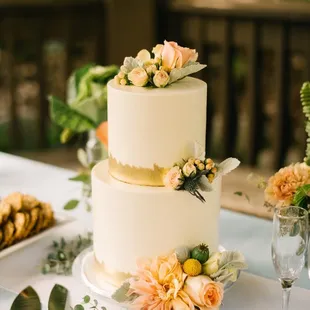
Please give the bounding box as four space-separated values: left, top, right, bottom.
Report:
72 246 238 309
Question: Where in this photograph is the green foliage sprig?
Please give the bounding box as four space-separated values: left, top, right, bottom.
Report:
73 296 107 310
301 82 310 165
42 233 93 275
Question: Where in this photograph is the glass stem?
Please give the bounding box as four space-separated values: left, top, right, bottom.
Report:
281 280 293 310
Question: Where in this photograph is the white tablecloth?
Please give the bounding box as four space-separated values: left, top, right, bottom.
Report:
0 152 309 309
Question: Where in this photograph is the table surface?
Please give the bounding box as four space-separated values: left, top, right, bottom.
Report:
0 152 309 309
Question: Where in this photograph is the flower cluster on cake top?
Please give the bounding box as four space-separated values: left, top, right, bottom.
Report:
112 243 247 309
114 41 207 88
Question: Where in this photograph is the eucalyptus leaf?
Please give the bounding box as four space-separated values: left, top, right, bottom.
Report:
122 57 142 73
219 251 246 268
74 305 84 310
10 286 41 310
217 158 240 176
83 295 90 303
48 284 68 310
293 184 310 210
198 179 212 192
63 199 79 210
69 173 90 183
49 96 96 132
169 63 207 84
112 282 131 303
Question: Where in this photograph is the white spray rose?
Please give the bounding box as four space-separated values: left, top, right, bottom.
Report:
128 67 149 87
153 70 170 88
202 252 222 275
182 162 197 177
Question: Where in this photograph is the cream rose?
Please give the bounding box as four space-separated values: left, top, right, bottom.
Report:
128 67 149 87
183 162 197 177
153 70 170 87
184 276 224 309
152 44 163 58
202 252 222 275
164 166 184 189
161 40 198 71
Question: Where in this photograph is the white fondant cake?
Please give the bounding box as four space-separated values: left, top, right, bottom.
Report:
92 75 223 287
92 160 221 286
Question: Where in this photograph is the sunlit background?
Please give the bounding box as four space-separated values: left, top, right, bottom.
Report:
1 0 310 170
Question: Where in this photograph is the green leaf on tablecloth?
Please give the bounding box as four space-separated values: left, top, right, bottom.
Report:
83 295 90 303
10 286 41 310
74 305 84 310
48 284 68 310
49 96 96 133
63 199 79 210
293 184 310 210
69 173 90 184
234 191 250 203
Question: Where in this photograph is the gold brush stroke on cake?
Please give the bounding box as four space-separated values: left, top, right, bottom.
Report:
109 155 168 186
94 256 132 287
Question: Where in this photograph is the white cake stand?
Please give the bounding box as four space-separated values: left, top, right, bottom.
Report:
72 246 239 309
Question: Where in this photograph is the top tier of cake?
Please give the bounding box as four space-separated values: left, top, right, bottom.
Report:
108 76 207 186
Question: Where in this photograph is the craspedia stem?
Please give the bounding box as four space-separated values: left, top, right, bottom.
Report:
301 82 310 165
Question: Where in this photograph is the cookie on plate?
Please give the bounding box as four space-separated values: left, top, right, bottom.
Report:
24 207 40 238
3 192 23 214
41 203 54 229
13 212 26 241
22 194 40 211
0 220 15 249
0 201 11 225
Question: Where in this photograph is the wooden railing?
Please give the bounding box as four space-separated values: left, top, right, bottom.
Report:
158 0 310 169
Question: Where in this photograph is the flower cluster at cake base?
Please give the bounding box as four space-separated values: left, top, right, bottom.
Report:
112 244 247 309
114 40 207 88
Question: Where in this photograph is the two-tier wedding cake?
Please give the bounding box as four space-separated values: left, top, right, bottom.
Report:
91 41 244 309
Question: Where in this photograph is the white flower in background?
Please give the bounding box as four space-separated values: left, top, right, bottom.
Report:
183 162 197 177
128 68 149 87
153 70 170 88
164 166 184 189
145 64 157 75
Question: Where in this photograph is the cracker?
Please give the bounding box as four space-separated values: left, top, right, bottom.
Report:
21 212 30 239
24 207 39 237
22 194 40 211
13 212 26 241
3 192 22 214
41 203 54 229
0 220 15 250
33 210 44 234
0 201 11 225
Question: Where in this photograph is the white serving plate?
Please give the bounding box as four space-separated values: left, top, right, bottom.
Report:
0 213 75 259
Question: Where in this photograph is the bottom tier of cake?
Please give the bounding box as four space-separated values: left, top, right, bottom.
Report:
92 160 222 286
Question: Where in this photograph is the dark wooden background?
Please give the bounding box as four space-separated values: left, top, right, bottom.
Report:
1 0 310 170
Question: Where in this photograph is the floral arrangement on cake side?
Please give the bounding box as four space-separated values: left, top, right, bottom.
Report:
112 244 247 309
163 143 240 202
114 40 206 88
253 82 310 213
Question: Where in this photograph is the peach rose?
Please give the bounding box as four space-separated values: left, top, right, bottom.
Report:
128 67 149 87
161 40 198 71
264 163 310 207
153 70 170 87
164 166 184 189
184 275 224 309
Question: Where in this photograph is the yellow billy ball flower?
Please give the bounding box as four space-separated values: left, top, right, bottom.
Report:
183 258 202 276
205 158 213 164
198 163 205 170
211 167 217 173
120 79 127 86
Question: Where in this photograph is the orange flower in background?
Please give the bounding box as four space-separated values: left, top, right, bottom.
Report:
264 163 310 207
128 253 195 310
96 121 108 148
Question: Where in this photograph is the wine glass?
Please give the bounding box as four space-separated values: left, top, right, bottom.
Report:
271 206 308 310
